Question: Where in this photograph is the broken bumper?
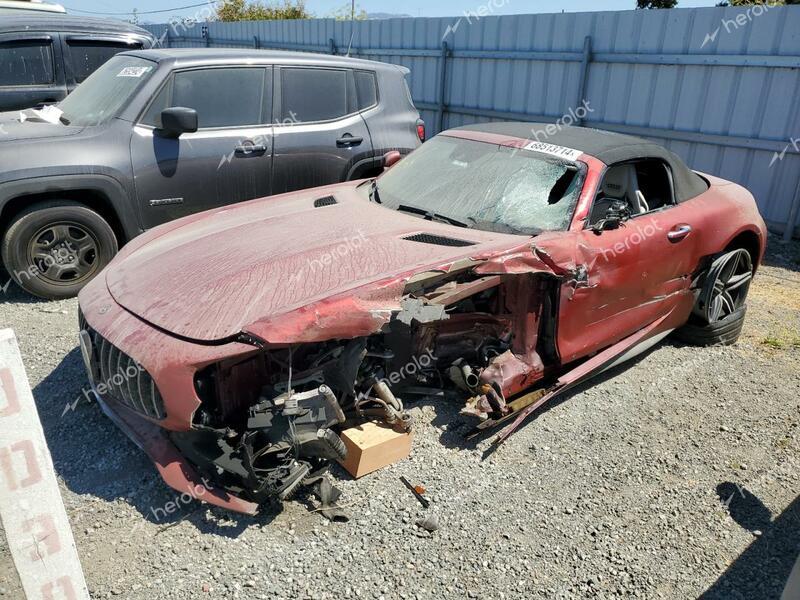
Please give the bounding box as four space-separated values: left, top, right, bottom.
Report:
92 390 259 515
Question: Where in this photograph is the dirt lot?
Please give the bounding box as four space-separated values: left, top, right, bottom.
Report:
1 235 799 599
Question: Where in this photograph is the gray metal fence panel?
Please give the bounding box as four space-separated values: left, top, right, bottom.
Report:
143 6 800 238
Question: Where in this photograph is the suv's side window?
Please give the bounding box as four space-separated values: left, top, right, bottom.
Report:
588 159 675 227
0 40 54 86
280 68 351 123
66 39 144 84
142 67 268 129
354 70 378 111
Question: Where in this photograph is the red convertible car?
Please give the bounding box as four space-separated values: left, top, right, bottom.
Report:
77 123 767 516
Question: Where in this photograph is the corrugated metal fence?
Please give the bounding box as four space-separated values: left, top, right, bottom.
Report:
144 6 800 239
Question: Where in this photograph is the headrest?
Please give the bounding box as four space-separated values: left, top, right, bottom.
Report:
602 165 637 199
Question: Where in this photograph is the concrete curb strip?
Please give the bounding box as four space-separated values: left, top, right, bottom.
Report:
0 328 89 600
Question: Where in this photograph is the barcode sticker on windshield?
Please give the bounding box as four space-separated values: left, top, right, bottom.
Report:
523 142 583 162
117 66 152 78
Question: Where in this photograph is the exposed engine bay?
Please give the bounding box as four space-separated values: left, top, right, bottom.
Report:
171 268 562 515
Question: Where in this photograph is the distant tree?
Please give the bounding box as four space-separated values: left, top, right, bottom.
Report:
215 0 310 21
328 2 368 20
636 0 679 8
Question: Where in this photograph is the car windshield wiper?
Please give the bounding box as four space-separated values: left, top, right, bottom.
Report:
59 115 71 126
396 204 468 228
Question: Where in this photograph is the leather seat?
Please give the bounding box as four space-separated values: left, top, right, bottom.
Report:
589 164 649 224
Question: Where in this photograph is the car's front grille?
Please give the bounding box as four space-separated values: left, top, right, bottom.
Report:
79 310 166 420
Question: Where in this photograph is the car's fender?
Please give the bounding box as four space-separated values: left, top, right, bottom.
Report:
0 173 141 241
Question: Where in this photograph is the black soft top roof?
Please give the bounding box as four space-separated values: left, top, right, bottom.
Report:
454 122 709 203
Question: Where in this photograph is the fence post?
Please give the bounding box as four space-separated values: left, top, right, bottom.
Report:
575 35 592 126
254 35 260 49
330 38 338 55
436 41 449 134
163 27 171 48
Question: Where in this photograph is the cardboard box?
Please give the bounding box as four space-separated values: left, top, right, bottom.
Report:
338 421 412 478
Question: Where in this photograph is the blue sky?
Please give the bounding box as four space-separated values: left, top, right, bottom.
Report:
62 0 720 23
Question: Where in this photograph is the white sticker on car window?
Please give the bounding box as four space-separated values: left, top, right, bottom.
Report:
523 141 583 162
117 66 152 78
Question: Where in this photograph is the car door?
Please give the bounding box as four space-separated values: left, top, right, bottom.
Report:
271 66 374 194
62 35 148 94
0 32 66 111
553 160 699 364
130 66 274 229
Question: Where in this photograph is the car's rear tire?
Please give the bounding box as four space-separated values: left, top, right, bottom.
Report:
673 304 748 346
1 201 118 300
674 248 753 347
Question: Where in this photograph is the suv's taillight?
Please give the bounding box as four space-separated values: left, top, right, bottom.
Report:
416 119 426 143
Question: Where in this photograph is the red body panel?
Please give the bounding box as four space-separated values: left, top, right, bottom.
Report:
78 129 768 513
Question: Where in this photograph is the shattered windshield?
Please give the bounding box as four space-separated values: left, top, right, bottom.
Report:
374 135 585 235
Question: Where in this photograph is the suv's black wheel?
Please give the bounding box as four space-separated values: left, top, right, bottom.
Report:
1 201 118 300
674 248 753 346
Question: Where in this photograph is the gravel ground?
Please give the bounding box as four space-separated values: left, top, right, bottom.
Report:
1 234 799 600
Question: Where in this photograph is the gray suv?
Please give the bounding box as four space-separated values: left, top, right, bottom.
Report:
0 49 423 299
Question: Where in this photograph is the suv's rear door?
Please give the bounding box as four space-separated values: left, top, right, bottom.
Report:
62 35 149 94
0 32 66 111
271 66 374 194
130 66 274 229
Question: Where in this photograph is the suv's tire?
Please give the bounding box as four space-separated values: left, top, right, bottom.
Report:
673 248 753 347
1 201 118 300
673 304 747 346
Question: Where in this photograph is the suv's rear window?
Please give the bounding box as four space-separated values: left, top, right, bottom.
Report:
0 40 54 86
354 70 377 111
281 68 348 123
67 40 144 83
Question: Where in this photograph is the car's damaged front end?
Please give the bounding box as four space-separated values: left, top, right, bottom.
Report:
76 185 577 515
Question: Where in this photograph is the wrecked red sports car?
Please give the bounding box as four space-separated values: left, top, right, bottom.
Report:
77 123 767 515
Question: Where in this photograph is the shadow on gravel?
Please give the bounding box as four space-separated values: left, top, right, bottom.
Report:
32 348 280 538
762 234 800 273
702 487 800 600
422 339 665 455
0 268 48 305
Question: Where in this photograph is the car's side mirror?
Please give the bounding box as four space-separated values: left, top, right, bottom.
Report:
383 150 402 170
157 107 198 139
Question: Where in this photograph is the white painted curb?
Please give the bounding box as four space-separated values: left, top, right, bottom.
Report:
0 329 89 600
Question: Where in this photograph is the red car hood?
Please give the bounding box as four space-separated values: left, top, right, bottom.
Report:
106 183 529 342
